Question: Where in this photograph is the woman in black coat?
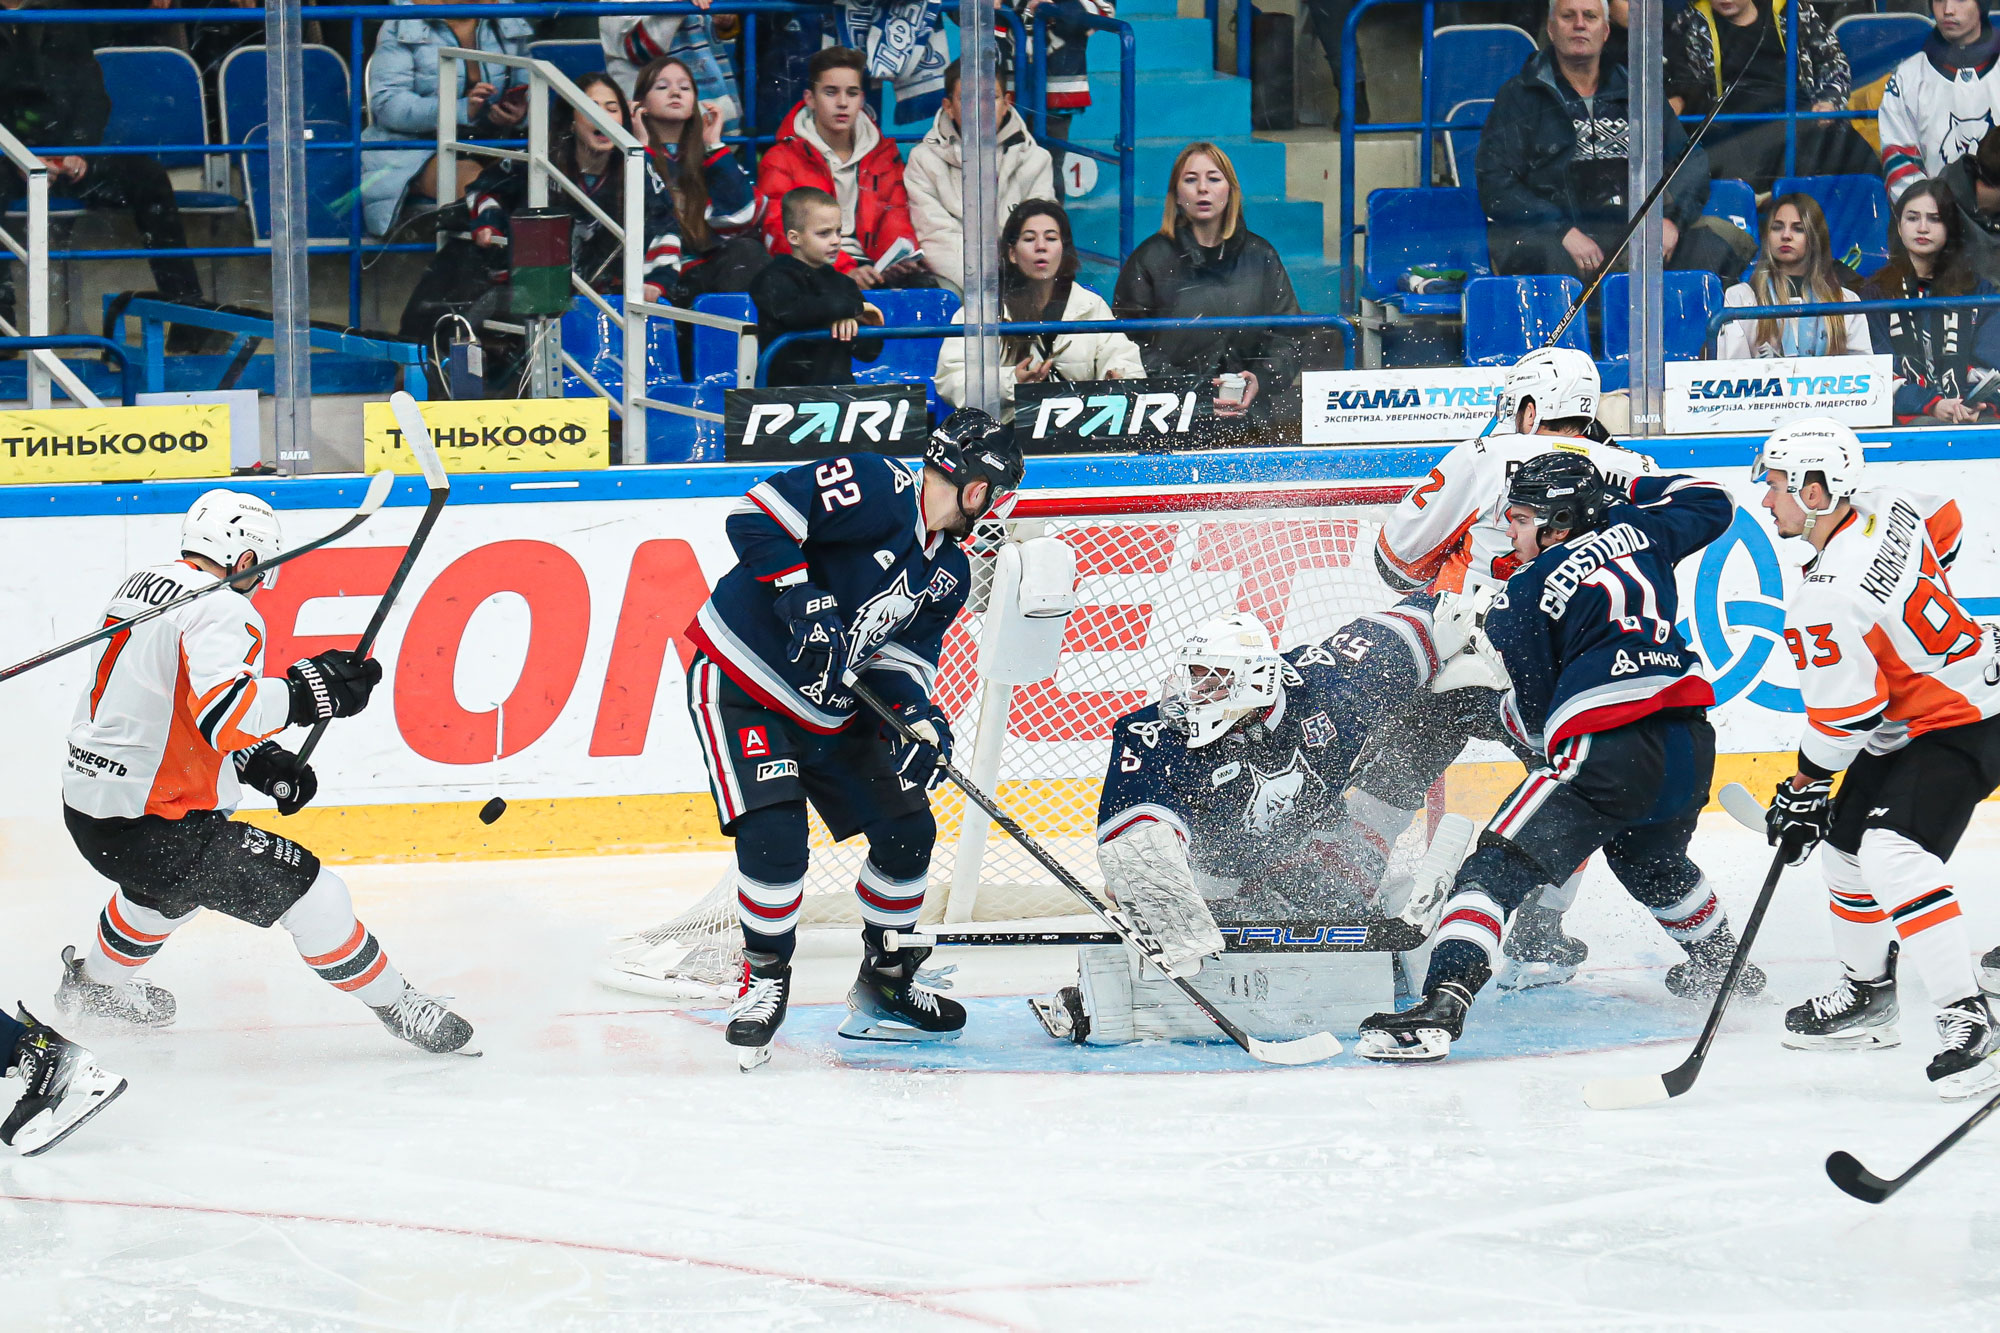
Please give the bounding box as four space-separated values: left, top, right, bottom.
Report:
1112 141 1301 420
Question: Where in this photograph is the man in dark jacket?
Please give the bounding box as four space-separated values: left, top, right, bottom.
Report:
1477 0 1745 284
0 0 205 348
1941 126 2000 286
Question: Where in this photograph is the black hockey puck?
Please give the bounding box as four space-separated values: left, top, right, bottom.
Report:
478 797 507 825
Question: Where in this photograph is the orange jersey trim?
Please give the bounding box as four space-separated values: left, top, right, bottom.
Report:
1861 625 1986 737
143 645 224 819
1377 508 1479 588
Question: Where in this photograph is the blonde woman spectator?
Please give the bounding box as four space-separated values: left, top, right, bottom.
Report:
1717 195 1872 359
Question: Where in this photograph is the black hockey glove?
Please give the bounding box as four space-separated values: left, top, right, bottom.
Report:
237 741 318 816
883 700 952 791
1767 775 1833 866
286 649 382 725
773 584 849 671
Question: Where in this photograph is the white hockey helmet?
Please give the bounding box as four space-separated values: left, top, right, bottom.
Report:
182 489 284 588
1159 612 1283 749
1497 347 1601 435
1754 416 1863 535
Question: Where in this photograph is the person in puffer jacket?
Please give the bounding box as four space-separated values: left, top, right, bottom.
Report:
1878 0 2000 199
755 47 930 289
905 60 1054 292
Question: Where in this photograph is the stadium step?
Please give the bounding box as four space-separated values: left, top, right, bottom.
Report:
1081 18 1213 72
1067 69 1249 142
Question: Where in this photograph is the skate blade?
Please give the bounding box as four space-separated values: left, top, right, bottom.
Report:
737 1043 773 1071
1780 1027 1900 1052
1354 1029 1451 1064
836 1013 964 1043
14 1068 127 1157
1933 1056 2000 1101
1982 966 2000 997
1028 995 1074 1041
1495 958 1580 992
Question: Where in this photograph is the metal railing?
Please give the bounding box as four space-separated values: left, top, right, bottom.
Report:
1022 11 1140 264
0 336 138 404
0 121 82 407
1704 294 2000 348
108 295 427 397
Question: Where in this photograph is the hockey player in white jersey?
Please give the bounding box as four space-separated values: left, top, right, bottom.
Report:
1756 419 2000 1098
0 1003 124 1155
55 490 476 1055
1372 347 1658 988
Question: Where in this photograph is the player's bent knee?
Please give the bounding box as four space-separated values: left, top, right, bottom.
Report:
1856 827 1944 891
277 867 358 953
1455 836 1545 915
863 807 937 881
733 802 811 884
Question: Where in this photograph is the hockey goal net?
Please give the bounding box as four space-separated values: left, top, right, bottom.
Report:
600 482 1415 997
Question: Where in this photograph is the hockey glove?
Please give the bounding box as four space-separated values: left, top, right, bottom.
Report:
773 585 849 672
1768 775 1833 866
237 741 318 816
884 701 953 791
286 648 383 725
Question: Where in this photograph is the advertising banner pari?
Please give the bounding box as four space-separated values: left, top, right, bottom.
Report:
1663 354 1894 434
1016 376 1208 452
723 386 928 460
0 459 1994 837
1298 368 1508 445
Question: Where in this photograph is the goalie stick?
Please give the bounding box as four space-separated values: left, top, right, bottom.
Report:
1825 1088 2000 1204
295 392 449 766
0 469 395 686
1582 782 1782 1111
845 673 1343 1066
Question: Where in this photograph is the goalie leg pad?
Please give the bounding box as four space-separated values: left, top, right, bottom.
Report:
1071 944 1395 1045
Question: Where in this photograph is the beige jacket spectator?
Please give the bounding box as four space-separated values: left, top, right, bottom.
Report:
936 281 1144 417
905 61 1055 291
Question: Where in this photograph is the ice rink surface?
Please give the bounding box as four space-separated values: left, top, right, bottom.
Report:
5 808 2000 1330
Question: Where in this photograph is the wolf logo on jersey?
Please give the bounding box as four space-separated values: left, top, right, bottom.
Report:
1244 751 1319 835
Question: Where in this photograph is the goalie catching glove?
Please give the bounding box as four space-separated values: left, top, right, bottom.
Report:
286 648 382 724
236 742 317 816
883 700 952 790
1098 819 1224 978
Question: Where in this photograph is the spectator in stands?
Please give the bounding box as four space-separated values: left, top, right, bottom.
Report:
602 6 742 140
361 0 534 239
757 48 931 290
1716 194 1872 359
1858 178 2000 423
1878 0 2000 200
906 60 1055 294
1939 125 2000 285
751 186 884 387
1664 0 1877 191
1301 0 1366 125
631 55 766 299
1112 142 1299 421
1478 0 1745 286
936 199 1142 416
1001 0 1114 184
0 2 209 350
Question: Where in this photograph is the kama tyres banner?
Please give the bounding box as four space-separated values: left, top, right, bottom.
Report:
724 385 928 460
1664 354 1894 434
1017 376 1207 451
1298 368 1508 445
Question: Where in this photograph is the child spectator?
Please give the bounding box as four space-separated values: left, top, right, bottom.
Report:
1717 194 1872 359
751 187 885 387
906 59 1054 292
756 47 929 290
1859 178 2000 422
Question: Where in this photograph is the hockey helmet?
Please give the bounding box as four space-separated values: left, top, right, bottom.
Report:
182 489 283 589
1159 612 1283 749
1505 451 1619 546
925 407 1026 524
1497 347 1602 436
1754 417 1863 534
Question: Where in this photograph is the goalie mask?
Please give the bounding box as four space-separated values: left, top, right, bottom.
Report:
182 489 284 589
1159 613 1282 749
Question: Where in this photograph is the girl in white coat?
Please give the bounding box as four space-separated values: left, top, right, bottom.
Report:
936 200 1144 419
1717 194 1873 360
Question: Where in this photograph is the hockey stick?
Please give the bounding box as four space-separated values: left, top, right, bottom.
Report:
294 392 449 766
845 673 1343 1065
888 919 1428 952
1581 782 1781 1110
1826 1087 2000 1204
0 469 395 686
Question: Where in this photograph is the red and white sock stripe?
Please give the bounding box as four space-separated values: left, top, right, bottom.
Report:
855 859 928 929
737 872 804 937
1650 878 1722 944
1433 888 1507 963
690 659 747 825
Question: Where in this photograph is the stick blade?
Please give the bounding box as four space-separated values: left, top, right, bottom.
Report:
358 468 395 516
1244 1031 1342 1066
1825 1150 1895 1203
1718 782 1767 835
1583 1073 1672 1111
389 391 450 492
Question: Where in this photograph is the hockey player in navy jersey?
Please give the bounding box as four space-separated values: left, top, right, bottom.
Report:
684 408 1026 1069
1357 453 1765 1063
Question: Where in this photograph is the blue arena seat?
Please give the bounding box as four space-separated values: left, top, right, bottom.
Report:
864 286 960 379
1599 270 1726 367
691 292 757 383
218 46 351 149
96 48 241 214
528 41 609 88
1364 187 1492 317
562 292 681 395
1704 178 1758 235
1425 25 1535 138
1461 274 1588 366
1833 13 1933 88
1443 98 1491 189
240 120 359 244
1774 173 1891 276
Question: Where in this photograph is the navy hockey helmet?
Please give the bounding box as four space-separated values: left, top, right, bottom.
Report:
1505 451 1619 543
925 408 1025 522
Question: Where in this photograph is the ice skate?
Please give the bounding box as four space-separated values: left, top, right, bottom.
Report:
840 940 965 1043
1029 986 1089 1044
1495 902 1587 991
725 951 791 1070
371 986 479 1056
1928 995 2000 1100
1783 952 1899 1051
54 945 175 1028
1980 944 2000 996
2 1006 126 1156
1355 982 1472 1063
1664 927 1766 1000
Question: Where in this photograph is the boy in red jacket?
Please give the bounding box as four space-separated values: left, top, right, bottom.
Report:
757 47 931 290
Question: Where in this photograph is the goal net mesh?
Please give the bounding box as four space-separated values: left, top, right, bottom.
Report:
601 485 1412 996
